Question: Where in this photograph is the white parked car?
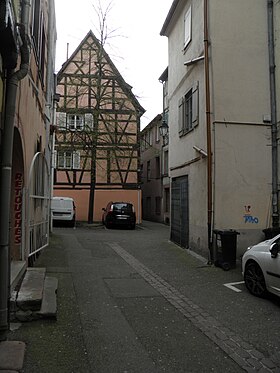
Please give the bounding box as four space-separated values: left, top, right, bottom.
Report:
51 197 76 227
242 235 280 298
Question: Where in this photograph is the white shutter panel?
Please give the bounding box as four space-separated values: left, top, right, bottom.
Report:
178 97 184 134
84 113 94 131
52 150 57 168
72 151 81 169
56 112 67 130
192 82 199 126
57 152 65 168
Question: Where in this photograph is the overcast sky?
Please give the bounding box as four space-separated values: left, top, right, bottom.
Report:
54 0 173 129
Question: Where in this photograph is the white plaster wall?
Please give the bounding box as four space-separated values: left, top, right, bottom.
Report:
209 0 270 123
166 0 209 254
167 0 206 178
213 124 272 255
165 0 275 257
208 0 273 255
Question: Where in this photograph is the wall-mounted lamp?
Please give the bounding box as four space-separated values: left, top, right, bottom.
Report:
159 121 169 137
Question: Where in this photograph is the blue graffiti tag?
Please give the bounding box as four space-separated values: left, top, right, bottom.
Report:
243 215 259 224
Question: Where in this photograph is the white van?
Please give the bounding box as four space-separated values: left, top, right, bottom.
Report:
51 197 76 227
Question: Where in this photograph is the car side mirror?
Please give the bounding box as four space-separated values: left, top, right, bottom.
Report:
270 242 280 258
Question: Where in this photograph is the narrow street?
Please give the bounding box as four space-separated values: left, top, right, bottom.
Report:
9 221 280 372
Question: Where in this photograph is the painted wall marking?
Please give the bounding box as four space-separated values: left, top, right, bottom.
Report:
243 205 259 224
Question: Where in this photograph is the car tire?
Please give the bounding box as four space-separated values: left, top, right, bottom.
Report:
130 224 135 230
244 261 267 297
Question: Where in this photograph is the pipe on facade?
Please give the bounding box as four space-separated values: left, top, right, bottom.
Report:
0 4 30 339
204 0 213 263
267 0 279 227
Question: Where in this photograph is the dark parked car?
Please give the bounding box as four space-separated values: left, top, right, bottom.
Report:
102 202 136 229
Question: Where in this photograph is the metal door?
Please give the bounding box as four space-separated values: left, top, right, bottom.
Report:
171 176 189 248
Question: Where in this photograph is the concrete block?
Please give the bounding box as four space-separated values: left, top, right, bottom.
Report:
17 268 46 311
37 276 58 319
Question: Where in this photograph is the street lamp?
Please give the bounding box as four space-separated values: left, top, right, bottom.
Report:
159 120 169 137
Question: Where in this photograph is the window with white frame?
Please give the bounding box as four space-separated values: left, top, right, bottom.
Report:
184 5 192 49
56 112 94 131
178 82 199 136
68 114 84 131
57 151 81 169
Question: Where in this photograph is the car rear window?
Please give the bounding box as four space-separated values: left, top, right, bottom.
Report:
112 203 133 212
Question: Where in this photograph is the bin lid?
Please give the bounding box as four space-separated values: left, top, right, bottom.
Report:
213 229 240 236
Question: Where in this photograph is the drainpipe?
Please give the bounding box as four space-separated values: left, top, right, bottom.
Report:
0 2 30 340
267 0 279 228
204 0 213 263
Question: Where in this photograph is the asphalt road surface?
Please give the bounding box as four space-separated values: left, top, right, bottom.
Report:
9 221 280 372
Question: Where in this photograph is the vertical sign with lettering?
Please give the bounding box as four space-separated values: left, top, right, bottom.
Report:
14 173 23 244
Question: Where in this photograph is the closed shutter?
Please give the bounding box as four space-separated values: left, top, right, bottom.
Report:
56 112 66 130
84 113 94 130
57 152 65 168
73 151 81 169
178 97 184 135
52 150 57 168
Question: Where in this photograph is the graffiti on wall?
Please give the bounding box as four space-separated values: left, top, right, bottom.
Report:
243 205 259 224
14 173 23 244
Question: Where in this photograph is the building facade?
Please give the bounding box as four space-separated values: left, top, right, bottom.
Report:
161 0 279 259
0 0 57 336
54 31 144 223
141 114 170 224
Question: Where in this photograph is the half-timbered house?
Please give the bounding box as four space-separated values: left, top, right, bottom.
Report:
54 31 145 223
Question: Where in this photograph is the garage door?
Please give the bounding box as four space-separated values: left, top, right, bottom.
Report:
171 176 189 248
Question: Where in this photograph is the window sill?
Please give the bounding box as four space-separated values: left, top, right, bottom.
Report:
183 39 191 53
179 126 194 137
